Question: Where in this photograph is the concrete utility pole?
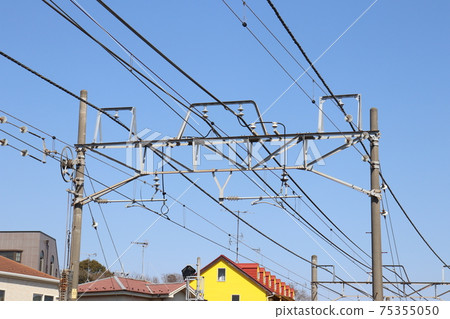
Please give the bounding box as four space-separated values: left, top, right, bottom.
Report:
311 255 318 301
370 107 383 301
68 90 87 300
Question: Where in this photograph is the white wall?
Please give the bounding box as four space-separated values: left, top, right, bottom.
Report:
0 274 59 301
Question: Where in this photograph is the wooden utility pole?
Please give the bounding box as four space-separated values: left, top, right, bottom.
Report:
370 107 383 301
68 90 87 300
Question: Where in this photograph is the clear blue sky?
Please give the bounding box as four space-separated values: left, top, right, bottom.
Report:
1 0 450 300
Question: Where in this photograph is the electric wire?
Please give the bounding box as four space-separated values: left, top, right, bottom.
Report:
0 112 326 298
266 0 345 114
92 1 374 272
41 0 208 134
64 5 387 297
221 0 313 100
1 124 318 297
66 0 376 282
85 165 127 275
0 50 131 133
379 169 448 267
242 1 330 98
263 0 447 270
37 1 430 298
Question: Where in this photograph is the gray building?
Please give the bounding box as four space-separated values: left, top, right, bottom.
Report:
0 231 60 278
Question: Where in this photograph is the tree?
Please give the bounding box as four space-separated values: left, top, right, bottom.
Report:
289 282 311 301
78 259 113 284
161 273 184 283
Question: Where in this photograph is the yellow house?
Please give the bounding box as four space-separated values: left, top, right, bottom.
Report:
192 255 294 301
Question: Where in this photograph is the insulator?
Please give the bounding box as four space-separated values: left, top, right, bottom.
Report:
238 105 244 117
153 175 160 188
225 196 239 201
21 149 28 157
250 123 256 130
20 126 28 133
0 139 7 146
345 114 353 123
0 116 7 124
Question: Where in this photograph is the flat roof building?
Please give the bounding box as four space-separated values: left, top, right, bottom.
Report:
0 231 60 278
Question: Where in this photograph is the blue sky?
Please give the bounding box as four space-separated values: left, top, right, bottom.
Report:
1 0 450 300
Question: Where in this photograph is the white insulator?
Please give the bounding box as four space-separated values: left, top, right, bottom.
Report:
0 116 7 124
21 149 28 157
20 126 28 133
238 105 244 117
0 139 7 146
345 114 353 123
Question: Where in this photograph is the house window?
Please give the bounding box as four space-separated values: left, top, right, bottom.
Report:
217 268 226 281
39 250 45 272
44 295 54 301
50 256 55 276
33 294 43 301
0 251 22 263
0 290 5 301
231 294 240 301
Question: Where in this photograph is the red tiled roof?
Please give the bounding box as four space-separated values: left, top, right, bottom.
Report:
0 255 58 280
78 276 185 296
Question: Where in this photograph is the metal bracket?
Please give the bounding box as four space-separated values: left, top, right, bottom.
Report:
93 107 137 143
212 172 232 203
318 94 362 133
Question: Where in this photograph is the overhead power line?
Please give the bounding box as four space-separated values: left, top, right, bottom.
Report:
42 0 418 298
265 0 345 114
72 1 380 280
45 0 369 276
0 50 131 133
265 0 447 268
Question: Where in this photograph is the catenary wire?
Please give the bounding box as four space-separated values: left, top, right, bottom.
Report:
42 1 422 298
58 0 374 282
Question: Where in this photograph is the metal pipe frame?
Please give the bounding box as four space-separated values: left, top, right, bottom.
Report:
177 100 268 139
